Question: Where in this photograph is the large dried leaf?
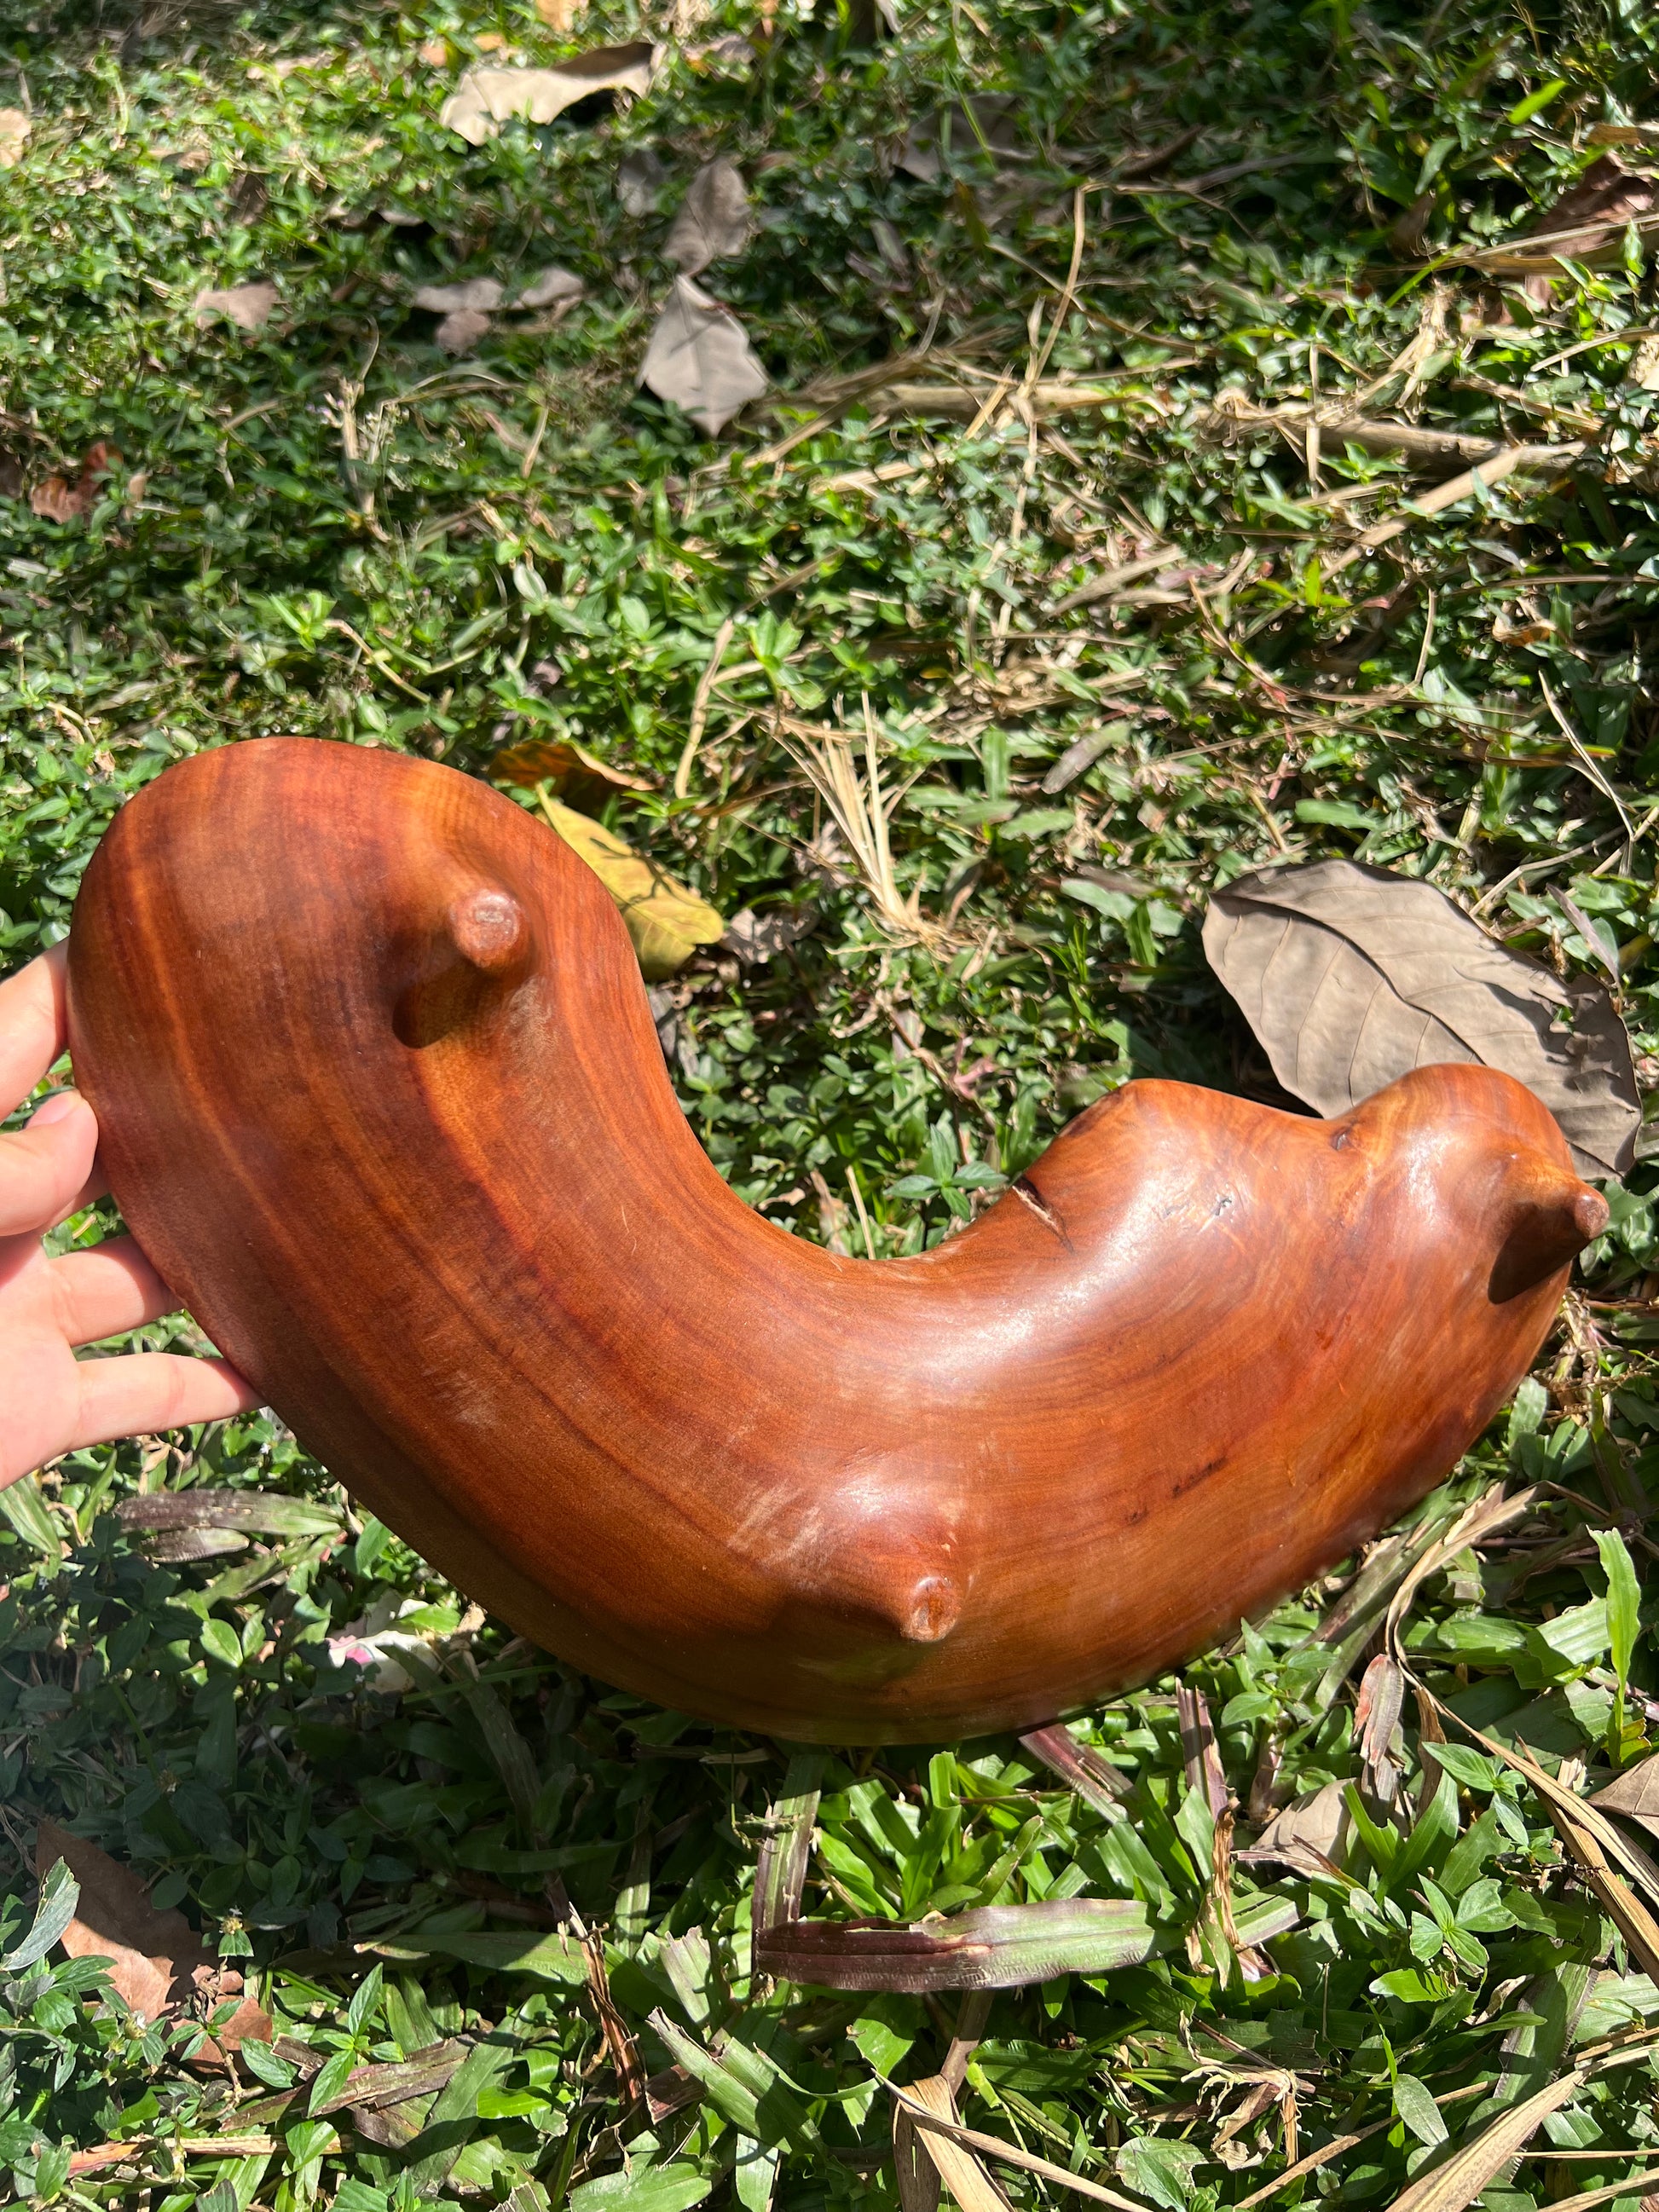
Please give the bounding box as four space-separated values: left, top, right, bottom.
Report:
1202 858 1639 1179
1590 1750 1659 1839
0 110 31 167
410 277 504 313
490 736 655 811
440 46 655 145
541 798 725 979
36 1819 270 2047
755 1897 1153 1991
664 159 753 275
29 441 122 523
1475 153 1659 273
436 308 493 355
517 264 585 309
640 275 768 436
1240 1779 1353 1873
193 280 279 332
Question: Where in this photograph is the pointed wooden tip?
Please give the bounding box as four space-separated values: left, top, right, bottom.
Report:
1489 1155 1609 1303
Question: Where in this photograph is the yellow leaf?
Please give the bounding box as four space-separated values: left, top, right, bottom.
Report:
540 799 724 980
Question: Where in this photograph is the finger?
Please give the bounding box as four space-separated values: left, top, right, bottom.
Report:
0 946 69 1118
0 1092 100 1239
65 1351 261 1457
49 1235 180 1347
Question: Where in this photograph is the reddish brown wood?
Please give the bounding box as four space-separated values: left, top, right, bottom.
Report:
66 738 1605 1742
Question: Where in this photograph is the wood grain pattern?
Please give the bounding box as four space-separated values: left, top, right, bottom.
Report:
66 738 1606 1742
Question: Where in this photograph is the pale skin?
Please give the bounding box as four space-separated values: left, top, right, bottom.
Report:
0 944 259 1489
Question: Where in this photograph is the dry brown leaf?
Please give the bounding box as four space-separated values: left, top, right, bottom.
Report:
641 274 768 436
29 442 122 524
891 2084 1147 2211
535 0 589 29
1474 153 1659 274
1590 1752 1659 1839
490 735 655 810
1240 1780 1352 1873
411 277 505 313
664 158 753 274
516 264 584 309
194 280 279 333
436 309 494 355
895 2094 943 2212
901 2078 1013 2212
417 37 451 66
36 1819 271 2053
540 798 724 979
1203 858 1639 1180
440 45 656 145
0 109 30 167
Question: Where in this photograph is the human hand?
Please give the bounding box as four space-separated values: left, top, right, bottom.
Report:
0 944 260 1488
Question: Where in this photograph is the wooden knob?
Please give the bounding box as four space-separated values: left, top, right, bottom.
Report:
450 886 528 975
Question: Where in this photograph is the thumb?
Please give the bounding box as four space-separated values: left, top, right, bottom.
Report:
0 1091 100 1239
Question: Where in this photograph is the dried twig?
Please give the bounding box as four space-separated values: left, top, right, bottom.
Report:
673 615 739 800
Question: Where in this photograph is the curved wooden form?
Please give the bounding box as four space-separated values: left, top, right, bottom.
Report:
67 739 1605 1742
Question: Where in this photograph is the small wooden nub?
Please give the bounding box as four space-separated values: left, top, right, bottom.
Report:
450 887 528 974
900 1574 961 1643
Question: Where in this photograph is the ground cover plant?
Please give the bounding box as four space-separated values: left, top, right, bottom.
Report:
5 0 1659 2201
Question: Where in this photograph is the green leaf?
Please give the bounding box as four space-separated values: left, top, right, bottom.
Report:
1118 2137 1205 2208
406 2035 516 2190
199 1615 240 1670
370 1927 590 1984
1595 1528 1640 1690
0 1476 63 1562
1396 2073 1448 2147
1394 1768 1460 1890
1507 77 1567 121
1529 1598 1610 1676
3 1859 79 1972
570 2168 714 2212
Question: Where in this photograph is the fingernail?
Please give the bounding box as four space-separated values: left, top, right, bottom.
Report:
29 1089 89 1129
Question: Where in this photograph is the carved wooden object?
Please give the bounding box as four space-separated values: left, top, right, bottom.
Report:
66 740 1605 1741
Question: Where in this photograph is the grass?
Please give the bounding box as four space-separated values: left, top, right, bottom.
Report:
4 0 1659 2202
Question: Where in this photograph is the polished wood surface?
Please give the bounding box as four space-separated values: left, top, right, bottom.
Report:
66 739 1605 1742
